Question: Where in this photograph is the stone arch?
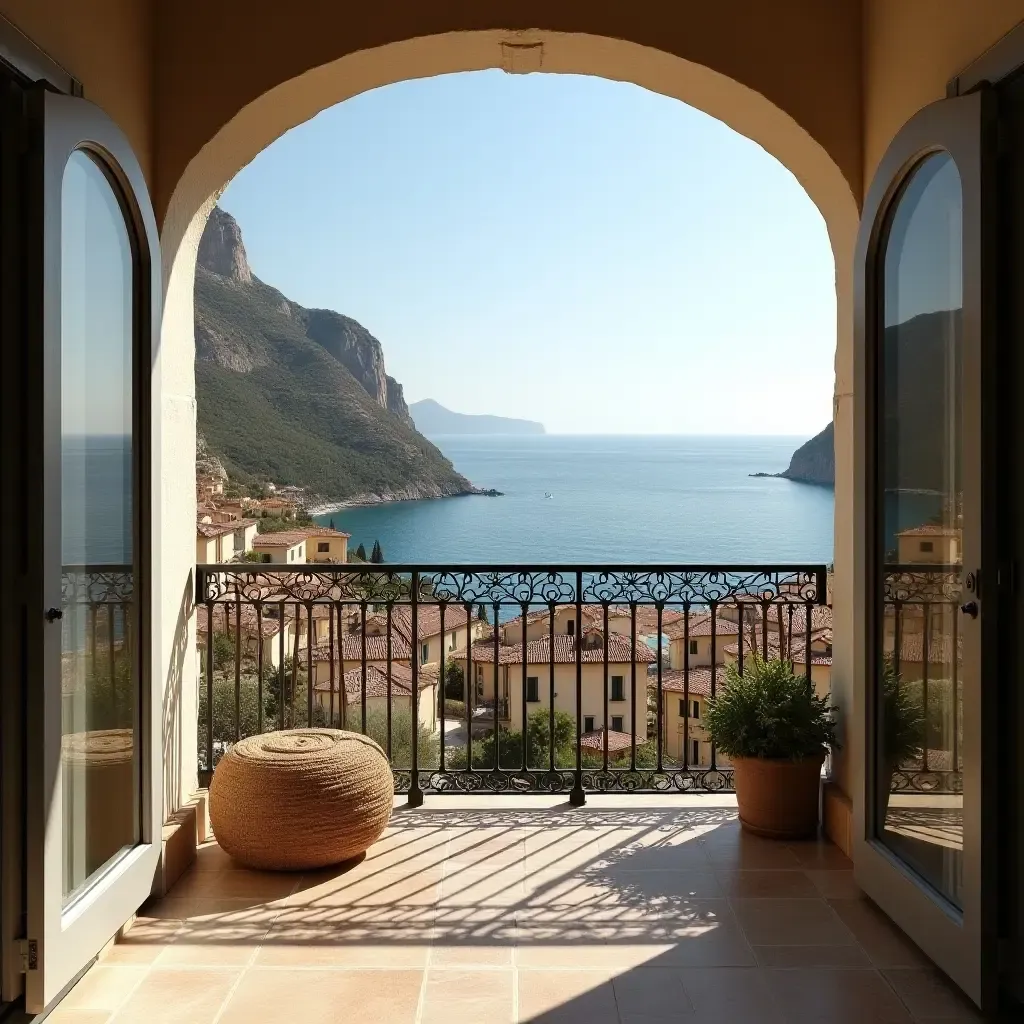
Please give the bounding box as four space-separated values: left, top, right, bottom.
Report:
158 30 859 804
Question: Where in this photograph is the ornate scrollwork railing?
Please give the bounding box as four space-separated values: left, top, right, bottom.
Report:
195 562 828 803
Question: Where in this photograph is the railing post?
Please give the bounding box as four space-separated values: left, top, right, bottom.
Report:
407 570 423 807
570 570 586 806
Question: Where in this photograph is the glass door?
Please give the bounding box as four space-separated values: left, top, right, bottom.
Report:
853 88 997 1009
24 87 160 1015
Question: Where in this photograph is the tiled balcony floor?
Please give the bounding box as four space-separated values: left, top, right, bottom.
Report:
50 797 982 1023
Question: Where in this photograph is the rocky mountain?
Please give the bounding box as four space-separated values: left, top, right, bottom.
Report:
194 207 470 502
779 422 835 486
776 308 961 491
410 399 545 436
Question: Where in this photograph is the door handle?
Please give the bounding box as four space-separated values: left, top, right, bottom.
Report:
960 601 978 619
44 607 63 622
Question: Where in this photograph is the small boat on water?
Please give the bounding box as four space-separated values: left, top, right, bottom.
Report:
544 492 553 499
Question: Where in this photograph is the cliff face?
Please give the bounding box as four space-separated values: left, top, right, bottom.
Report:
197 207 253 284
196 207 412 422
193 206 470 501
780 422 835 487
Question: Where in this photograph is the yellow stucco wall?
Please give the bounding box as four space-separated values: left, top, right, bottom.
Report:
454 659 647 740
307 536 348 562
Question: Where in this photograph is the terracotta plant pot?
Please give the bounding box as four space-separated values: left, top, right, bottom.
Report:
732 750 826 839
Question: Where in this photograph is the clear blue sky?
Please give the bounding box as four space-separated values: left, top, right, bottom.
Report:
220 70 836 435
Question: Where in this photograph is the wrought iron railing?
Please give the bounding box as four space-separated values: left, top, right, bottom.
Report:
195 563 828 804
882 564 963 795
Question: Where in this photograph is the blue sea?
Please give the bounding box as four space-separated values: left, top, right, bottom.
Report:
315 435 835 566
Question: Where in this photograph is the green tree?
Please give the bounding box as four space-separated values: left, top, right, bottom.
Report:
444 662 465 701
370 539 384 563
362 707 440 771
355 543 367 561
476 604 489 624
329 518 336 530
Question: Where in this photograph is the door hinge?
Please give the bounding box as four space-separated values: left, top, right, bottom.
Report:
17 938 38 972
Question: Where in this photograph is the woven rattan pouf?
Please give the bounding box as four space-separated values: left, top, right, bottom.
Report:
209 729 393 871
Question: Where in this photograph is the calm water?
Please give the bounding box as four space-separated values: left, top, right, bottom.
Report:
317 435 835 565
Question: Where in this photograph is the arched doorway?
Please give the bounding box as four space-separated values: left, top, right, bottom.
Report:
154 31 859 823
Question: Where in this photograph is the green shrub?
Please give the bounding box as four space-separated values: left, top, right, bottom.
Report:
704 656 838 760
881 656 926 767
444 662 465 701
362 707 440 771
444 699 467 720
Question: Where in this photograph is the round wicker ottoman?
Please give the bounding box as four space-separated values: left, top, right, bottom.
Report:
209 729 393 871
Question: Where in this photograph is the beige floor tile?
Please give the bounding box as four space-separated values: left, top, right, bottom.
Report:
680 966 787 1022
523 870 629 908
715 869 819 899
216 967 423 1024
59 967 147 1013
612 966 693 1017
766 967 913 1022
43 1010 111 1024
102 920 184 965
164 865 299 900
419 968 514 1024
153 919 270 966
255 922 430 967
603 835 713 872
518 968 619 1023
806 869 862 900
752 944 873 967
112 967 241 1024
430 941 514 967
438 867 524 906
138 896 283 924
431 907 516 965
295 866 442 907
731 898 857 946
701 833 804 870
599 868 725 900
786 840 854 870
827 898 931 968
882 968 983 1020
445 828 527 866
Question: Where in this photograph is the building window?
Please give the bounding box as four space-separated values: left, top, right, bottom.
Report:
566 619 575 637
526 676 539 702
692 700 700 719
421 643 429 665
611 675 624 701
692 740 700 764
611 715 623 732
919 540 934 552
262 553 272 563
318 541 329 553
584 716 595 733
688 639 698 656
233 530 244 551
288 550 293 561
679 698 687 718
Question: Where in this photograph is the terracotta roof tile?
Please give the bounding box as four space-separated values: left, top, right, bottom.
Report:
252 532 308 548
196 518 257 539
580 729 635 753
312 662 434 699
305 526 352 538
658 667 726 697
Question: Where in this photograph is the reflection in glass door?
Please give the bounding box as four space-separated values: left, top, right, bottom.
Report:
875 153 964 906
59 150 139 904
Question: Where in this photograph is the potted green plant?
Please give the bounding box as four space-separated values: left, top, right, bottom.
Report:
878 657 925 822
705 655 838 838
